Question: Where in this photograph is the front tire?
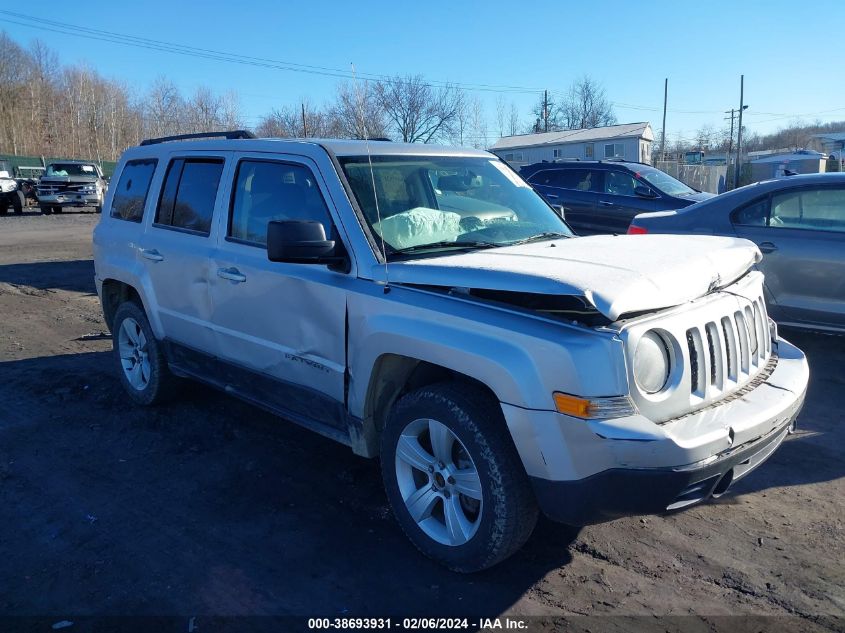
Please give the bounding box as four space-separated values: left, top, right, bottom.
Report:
40 206 52 215
112 301 179 406
52 206 63 214
381 382 538 572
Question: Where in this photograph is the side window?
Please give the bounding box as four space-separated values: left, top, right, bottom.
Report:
154 158 223 235
604 170 638 196
229 160 333 246
604 143 624 159
585 143 594 159
110 159 157 222
732 198 769 226
771 188 845 232
531 169 597 191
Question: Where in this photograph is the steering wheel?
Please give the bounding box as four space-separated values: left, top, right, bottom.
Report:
460 216 484 232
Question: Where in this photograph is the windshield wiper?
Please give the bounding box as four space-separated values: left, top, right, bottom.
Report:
505 232 571 246
389 240 499 257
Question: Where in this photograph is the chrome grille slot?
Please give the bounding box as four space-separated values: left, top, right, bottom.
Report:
705 322 724 392
734 310 750 375
721 316 738 382
687 328 704 396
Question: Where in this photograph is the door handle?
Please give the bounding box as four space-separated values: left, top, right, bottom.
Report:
217 267 247 283
545 193 559 200
140 248 164 262
598 200 614 207
759 241 778 254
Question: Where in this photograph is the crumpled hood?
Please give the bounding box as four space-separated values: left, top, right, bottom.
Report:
380 234 761 321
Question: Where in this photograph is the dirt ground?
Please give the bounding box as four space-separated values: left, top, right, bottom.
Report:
0 210 842 631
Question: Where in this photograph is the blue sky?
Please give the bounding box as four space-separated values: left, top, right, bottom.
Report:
2 1 843 143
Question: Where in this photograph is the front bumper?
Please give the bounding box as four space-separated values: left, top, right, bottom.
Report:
38 193 101 207
502 337 808 525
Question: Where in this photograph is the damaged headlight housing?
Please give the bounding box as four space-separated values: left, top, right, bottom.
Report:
633 330 672 394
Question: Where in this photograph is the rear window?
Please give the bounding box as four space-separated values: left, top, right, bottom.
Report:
110 159 157 222
155 158 224 235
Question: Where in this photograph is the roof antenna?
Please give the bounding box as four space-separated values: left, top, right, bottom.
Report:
351 63 390 294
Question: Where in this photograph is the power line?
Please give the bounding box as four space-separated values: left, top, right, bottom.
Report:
0 10 545 95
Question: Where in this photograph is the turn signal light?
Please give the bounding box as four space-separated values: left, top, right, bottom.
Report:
553 393 592 417
553 392 637 420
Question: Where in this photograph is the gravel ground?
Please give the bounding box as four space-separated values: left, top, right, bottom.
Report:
0 211 842 631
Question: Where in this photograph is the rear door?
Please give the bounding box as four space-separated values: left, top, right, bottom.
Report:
527 167 603 235
732 186 845 329
139 152 229 352
594 169 659 234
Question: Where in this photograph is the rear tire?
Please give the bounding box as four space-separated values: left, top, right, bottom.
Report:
11 190 24 214
40 206 52 215
94 205 102 214
0 200 7 215
112 301 180 406
381 382 539 572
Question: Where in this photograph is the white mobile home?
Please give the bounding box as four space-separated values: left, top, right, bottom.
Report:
490 122 654 168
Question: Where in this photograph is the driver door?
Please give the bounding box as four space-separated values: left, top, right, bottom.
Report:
209 153 349 430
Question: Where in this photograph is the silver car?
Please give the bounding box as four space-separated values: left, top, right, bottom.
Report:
94 134 808 571
629 173 845 333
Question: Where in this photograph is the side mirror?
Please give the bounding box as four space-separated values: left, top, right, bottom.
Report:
634 185 656 198
267 220 337 264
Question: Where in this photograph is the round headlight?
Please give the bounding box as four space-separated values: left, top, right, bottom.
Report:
634 330 671 394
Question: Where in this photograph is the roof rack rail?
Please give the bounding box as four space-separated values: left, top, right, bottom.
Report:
139 130 256 146
600 157 650 165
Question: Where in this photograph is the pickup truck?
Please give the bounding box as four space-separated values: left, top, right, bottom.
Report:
93 132 809 572
37 160 106 214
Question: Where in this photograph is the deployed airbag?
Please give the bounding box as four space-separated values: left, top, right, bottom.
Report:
373 207 462 249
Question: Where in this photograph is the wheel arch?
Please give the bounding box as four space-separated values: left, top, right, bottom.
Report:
100 278 149 333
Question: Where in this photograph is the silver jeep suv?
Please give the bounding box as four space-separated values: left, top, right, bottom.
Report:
93 131 809 572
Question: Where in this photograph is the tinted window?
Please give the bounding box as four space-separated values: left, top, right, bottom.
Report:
155 158 223 235
110 159 157 222
530 168 599 191
732 198 769 226
604 170 638 196
229 160 332 245
770 188 845 232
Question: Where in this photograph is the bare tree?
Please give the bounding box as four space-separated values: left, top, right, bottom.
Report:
559 76 616 130
469 97 489 149
495 95 506 139
330 81 386 139
508 102 521 136
373 75 463 143
144 77 185 138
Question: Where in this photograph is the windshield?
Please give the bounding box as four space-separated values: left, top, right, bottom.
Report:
339 155 572 258
45 163 98 177
635 166 696 197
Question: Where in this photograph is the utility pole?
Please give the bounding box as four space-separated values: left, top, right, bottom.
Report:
301 103 308 138
661 78 668 162
724 108 736 189
734 75 745 187
543 90 549 132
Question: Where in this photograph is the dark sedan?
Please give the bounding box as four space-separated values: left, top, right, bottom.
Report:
628 173 845 333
